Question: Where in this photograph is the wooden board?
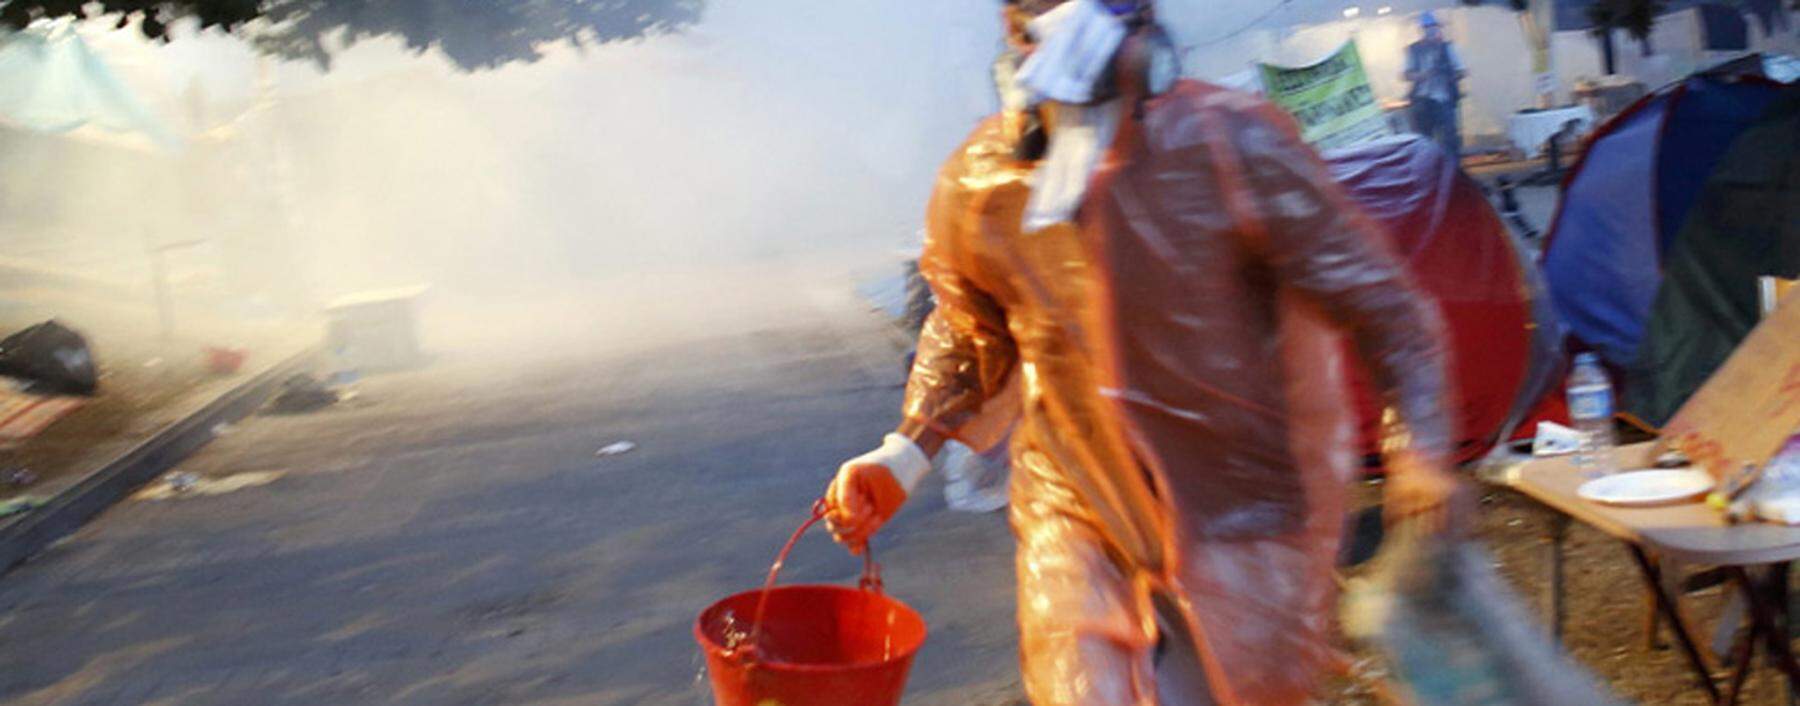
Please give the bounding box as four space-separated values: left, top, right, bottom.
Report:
1507 443 1800 565
1661 286 1800 497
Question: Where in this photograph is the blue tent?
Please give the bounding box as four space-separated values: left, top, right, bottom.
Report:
1542 62 1792 370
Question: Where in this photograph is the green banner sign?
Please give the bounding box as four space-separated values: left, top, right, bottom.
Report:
1257 41 1390 150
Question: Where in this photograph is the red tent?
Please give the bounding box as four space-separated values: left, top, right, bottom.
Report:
1326 136 1566 463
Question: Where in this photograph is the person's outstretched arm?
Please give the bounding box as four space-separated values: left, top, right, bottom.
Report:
826 148 1019 550
1212 101 1462 528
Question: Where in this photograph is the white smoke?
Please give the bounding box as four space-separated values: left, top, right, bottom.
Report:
1 0 1003 314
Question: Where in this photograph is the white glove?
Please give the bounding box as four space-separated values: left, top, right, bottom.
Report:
824 434 931 549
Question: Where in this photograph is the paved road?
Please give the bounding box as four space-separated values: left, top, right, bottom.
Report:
0 269 1023 705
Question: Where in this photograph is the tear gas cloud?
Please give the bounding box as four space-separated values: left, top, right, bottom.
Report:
256 0 1006 300
0 0 1009 352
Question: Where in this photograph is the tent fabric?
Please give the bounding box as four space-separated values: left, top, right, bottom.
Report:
1544 67 1791 371
1325 135 1553 462
1543 94 1669 366
1628 90 1800 426
1653 79 1783 253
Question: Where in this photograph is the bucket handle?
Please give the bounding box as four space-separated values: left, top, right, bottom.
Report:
789 497 882 591
744 498 884 660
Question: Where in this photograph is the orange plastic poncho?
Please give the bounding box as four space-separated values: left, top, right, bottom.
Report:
904 80 1454 705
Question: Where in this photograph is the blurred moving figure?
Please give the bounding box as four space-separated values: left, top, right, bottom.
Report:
939 438 1011 513
1404 12 1467 158
825 1 1461 703
904 237 1013 514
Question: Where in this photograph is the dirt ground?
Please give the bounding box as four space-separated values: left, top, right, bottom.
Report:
1330 478 1794 706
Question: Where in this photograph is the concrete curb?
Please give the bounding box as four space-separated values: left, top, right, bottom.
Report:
0 344 323 576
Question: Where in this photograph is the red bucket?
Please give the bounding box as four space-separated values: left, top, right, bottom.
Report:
694 502 927 706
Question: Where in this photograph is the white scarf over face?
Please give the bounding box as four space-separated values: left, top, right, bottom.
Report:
1013 0 1128 231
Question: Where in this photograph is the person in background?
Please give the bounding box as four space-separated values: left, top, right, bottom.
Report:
1405 12 1467 158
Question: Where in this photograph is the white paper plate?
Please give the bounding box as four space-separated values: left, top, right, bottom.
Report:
1577 469 1714 507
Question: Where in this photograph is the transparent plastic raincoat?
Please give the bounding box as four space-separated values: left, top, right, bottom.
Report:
904 79 1454 705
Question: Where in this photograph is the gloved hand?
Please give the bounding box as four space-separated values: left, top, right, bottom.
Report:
825 433 932 553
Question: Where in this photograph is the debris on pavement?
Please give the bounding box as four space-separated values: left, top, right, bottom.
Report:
0 320 98 395
203 346 248 375
2 468 38 487
595 441 637 457
0 495 46 518
337 386 376 409
265 372 373 414
166 472 200 493
211 423 234 437
134 470 286 501
266 373 340 414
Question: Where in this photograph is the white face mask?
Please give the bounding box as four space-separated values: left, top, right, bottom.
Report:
1022 100 1124 231
1001 0 1128 231
1016 0 1129 106
1003 0 1180 231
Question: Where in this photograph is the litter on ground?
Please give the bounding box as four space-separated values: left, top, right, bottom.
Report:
134 471 287 501
596 441 637 457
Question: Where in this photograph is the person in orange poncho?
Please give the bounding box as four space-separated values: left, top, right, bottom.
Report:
825 1 1463 703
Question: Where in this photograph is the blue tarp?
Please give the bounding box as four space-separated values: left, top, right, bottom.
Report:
0 24 176 149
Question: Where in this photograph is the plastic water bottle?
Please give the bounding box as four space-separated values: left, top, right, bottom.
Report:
1568 353 1618 476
